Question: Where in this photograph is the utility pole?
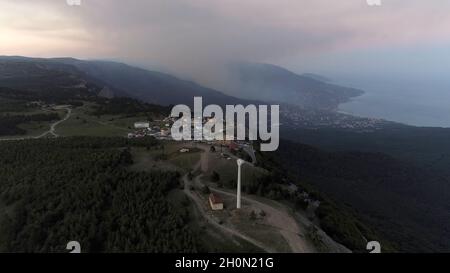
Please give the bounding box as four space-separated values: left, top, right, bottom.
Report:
236 159 244 209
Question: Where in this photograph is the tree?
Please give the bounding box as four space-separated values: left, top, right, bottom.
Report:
202 185 211 194
187 172 194 181
250 211 257 221
211 171 220 182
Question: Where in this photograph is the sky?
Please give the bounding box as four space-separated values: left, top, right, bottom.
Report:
1 0 450 84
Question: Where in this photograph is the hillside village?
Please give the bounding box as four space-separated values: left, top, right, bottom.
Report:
119 111 336 252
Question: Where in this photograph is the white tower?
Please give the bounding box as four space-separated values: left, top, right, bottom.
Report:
236 159 245 209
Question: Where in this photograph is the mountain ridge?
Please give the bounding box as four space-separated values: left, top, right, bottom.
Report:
214 62 364 110
0 56 363 110
0 56 253 107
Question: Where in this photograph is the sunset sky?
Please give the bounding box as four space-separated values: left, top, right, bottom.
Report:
1 0 450 82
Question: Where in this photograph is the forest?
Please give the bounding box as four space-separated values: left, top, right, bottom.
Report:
0 113 60 136
0 137 198 252
273 139 450 252
91 97 170 117
247 145 386 252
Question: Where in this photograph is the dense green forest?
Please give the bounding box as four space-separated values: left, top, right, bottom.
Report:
91 97 170 117
272 140 450 252
286 126 450 176
0 98 34 113
250 145 389 252
0 137 198 252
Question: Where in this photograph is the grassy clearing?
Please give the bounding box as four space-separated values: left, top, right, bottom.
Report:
200 225 266 253
134 141 202 173
230 215 291 253
128 147 180 173
168 152 201 172
56 103 129 137
57 118 127 137
17 121 51 136
207 153 268 186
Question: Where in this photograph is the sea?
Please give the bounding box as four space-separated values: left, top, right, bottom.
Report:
336 78 450 128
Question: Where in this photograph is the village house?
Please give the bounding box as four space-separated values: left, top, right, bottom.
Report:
209 193 224 211
160 129 170 136
134 122 150 129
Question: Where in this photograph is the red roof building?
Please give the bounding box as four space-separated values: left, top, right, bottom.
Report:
209 193 224 210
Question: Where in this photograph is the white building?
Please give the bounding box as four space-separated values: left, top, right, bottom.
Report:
134 122 150 129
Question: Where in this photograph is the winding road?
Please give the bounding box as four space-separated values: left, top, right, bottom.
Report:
48 107 72 137
0 106 72 141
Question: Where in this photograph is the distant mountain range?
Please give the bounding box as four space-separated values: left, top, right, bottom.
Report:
0 56 363 110
301 73 332 83
215 62 364 110
0 56 249 107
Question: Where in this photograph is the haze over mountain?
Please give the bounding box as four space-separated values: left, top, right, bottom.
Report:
0 56 364 110
0 56 248 107
209 62 363 110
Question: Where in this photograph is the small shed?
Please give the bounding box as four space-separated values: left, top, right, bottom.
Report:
209 193 224 211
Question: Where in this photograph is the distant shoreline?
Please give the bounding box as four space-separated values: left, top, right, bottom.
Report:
337 88 450 128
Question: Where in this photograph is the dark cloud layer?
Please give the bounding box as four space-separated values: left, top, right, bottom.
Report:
1 0 450 82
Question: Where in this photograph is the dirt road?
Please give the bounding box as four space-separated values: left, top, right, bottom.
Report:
188 143 316 253
182 174 275 252
47 107 72 137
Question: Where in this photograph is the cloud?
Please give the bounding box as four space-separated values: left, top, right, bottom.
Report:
1 0 450 79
